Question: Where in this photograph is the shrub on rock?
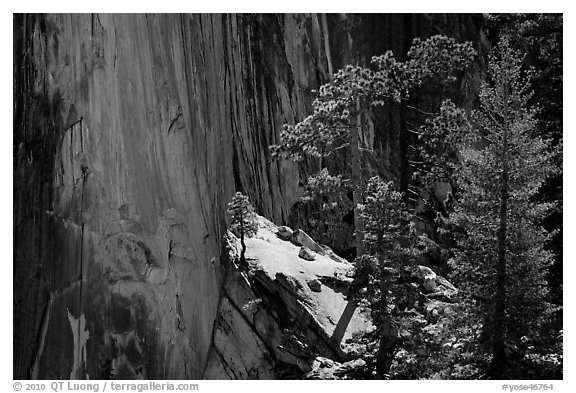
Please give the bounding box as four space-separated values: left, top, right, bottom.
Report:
227 192 258 265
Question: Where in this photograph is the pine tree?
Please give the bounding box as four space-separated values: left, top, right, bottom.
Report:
355 176 418 376
227 192 258 265
487 12 563 308
412 100 469 199
271 35 475 259
447 39 557 378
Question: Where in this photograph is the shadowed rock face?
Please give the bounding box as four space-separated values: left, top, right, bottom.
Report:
13 14 484 379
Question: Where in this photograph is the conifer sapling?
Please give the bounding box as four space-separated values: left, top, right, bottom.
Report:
227 192 258 265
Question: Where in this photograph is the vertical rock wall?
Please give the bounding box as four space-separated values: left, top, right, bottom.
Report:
13 13 338 380
13 13 486 379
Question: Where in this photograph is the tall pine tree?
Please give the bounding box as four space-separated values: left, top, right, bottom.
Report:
271 35 475 259
355 176 419 377
448 39 557 378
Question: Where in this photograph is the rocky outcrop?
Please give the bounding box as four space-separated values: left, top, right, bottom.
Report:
204 216 373 379
412 265 458 302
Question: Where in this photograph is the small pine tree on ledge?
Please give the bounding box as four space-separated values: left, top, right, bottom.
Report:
227 192 258 265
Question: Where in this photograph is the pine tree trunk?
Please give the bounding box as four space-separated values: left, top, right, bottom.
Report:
491 120 509 378
351 101 365 258
240 236 246 265
399 103 409 194
240 210 246 265
332 100 364 344
376 315 398 378
376 271 399 378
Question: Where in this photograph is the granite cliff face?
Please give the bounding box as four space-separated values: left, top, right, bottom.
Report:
13 14 485 379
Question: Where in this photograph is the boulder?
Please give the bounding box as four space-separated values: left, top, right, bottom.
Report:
277 226 293 241
413 265 437 292
412 265 437 283
425 300 449 316
427 276 458 302
318 357 335 368
317 274 352 293
292 229 325 255
307 359 338 380
298 246 316 261
398 329 412 341
427 291 457 303
307 279 322 292
333 359 366 378
412 265 458 300
306 357 366 380
323 248 349 264
436 275 457 292
423 277 438 292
